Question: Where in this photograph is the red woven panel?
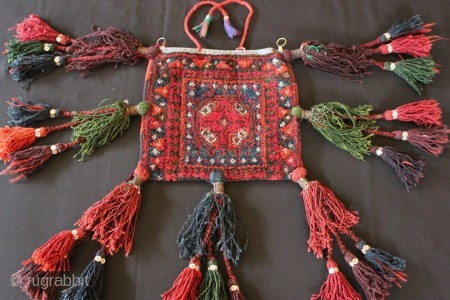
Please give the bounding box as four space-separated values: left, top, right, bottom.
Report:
141 50 302 181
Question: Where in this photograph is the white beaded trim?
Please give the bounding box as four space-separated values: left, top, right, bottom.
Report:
392 109 399 120
389 62 396 71
387 44 393 53
328 267 339 274
208 264 218 271
349 258 359 267
71 229 79 240
383 32 391 41
361 244 371 254
35 128 42 137
230 285 240 292
375 147 383 156
189 263 200 271
94 255 106 264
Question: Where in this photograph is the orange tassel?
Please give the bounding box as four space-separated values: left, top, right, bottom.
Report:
0 126 48 162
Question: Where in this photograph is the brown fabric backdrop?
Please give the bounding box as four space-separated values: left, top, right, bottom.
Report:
0 0 449 299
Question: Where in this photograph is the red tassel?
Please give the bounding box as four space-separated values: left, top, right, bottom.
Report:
65 27 142 76
392 126 449 156
1 140 79 183
161 257 203 300
15 14 72 45
344 252 391 300
311 259 362 300
383 100 442 127
0 126 49 162
12 260 59 300
31 228 86 272
76 166 149 256
375 34 438 58
291 167 359 258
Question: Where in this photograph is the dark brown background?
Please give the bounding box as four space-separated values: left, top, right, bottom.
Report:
0 0 449 299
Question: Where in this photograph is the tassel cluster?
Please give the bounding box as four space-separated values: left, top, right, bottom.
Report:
291 167 408 299
0 98 150 182
5 14 149 85
163 170 247 300
293 15 440 94
291 98 449 190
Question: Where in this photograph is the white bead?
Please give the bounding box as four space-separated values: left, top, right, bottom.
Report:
402 131 408 141
376 148 383 156
208 264 218 271
387 44 393 53
230 285 239 292
35 129 41 137
362 244 370 254
389 62 396 71
328 267 339 274
383 32 391 40
392 110 398 120
71 229 79 240
95 256 102 262
56 35 62 43
349 258 359 267
51 145 58 155
100 258 106 264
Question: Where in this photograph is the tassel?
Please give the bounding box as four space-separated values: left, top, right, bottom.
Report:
299 41 372 80
193 14 212 38
392 127 449 156
177 170 245 264
291 167 359 258
31 228 86 272
12 260 59 300
365 15 431 46
223 16 240 38
311 259 361 300
1 140 80 183
6 97 56 127
198 259 227 300
371 146 424 191
14 14 72 45
161 257 203 300
381 58 439 94
355 240 407 287
383 99 442 127
375 34 438 58
60 250 106 300
292 103 376 160
66 27 142 76
344 252 391 300
0 126 49 162
76 165 149 256
5 39 57 67
9 53 66 86
71 100 149 161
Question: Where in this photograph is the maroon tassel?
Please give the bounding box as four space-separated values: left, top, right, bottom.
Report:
291 167 359 258
371 146 424 191
161 257 203 300
299 40 372 80
383 99 442 127
392 126 449 156
311 259 361 300
12 260 59 300
76 165 149 256
227 276 246 300
65 26 142 76
14 14 72 45
344 252 391 300
1 140 80 183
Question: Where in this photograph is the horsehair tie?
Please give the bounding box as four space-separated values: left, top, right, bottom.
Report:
1 0 448 299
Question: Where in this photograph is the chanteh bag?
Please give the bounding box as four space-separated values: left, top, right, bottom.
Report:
2 0 448 299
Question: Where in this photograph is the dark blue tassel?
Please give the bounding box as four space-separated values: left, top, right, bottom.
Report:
9 54 65 87
60 250 106 300
356 240 406 273
379 15 425 42
177 171 247 265
7 97 59 127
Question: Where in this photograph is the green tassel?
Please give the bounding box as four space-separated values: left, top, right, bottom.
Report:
384 58 438 94
198 259 227 300
71 100 149 160
6 40 56 68
307 102 377 160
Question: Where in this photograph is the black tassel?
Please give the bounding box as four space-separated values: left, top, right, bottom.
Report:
60 250 106 300
9 53 65 87
177 171 246 264
372 146 424 191
6 97 59 127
